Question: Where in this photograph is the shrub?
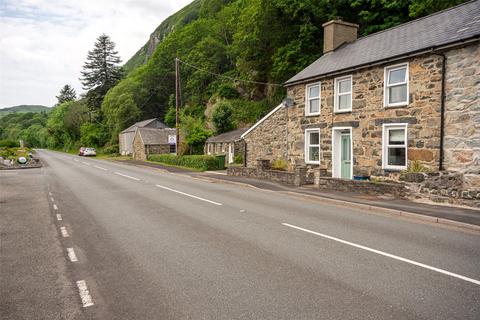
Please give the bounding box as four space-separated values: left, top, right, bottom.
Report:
148 154 219 171
102 144 119 154
404 160 431 173
217 84 239 99
234 154 243 164
271 159 288 171
0 140 20 148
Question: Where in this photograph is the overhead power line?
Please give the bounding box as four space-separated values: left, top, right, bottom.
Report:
176 58 283 87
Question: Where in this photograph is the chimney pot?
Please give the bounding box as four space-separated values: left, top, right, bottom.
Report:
322 20 359 54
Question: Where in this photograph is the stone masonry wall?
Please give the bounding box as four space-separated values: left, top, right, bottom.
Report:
444 42 480 191
244 106 288 168
132 131 146 161
285 54 444 178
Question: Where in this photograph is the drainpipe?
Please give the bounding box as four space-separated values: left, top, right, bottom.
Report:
433 52 447 171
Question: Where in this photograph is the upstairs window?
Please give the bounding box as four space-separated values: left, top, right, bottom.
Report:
305 83 320 116
334 76 352 113
305 129 320 164
382 124 408 170
385 64 409 107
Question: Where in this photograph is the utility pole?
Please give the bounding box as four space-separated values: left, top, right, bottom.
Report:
175 57 180 156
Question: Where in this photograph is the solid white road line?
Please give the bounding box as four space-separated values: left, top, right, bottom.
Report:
282 223 480 286
94 165 108 171
81 161 91 166
76 280 94 307
60 226 69 237
53 204 58 210
155 184 222 206
67 248 78 262
114 172 140 181
56 214 62 221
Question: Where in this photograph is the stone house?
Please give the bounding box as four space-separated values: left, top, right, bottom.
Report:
119 118 167 155
132 127 177 161
205 128 247 164
242 1 480 190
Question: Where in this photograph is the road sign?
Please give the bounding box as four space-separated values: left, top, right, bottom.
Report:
168 135 176 145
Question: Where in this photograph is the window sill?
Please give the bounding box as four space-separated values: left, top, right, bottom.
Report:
305 161 321 165
383 166 407 171
334 109 352 114
305 113 320 117
384 103 408 108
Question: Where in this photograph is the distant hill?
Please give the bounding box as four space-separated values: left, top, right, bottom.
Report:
0 105 50 118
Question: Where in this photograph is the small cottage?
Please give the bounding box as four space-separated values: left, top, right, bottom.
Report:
119 118 167 155
132 127 177 161
205 128 248 164
243 1 480 192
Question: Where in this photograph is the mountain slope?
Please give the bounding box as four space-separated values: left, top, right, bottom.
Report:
123 0 203 73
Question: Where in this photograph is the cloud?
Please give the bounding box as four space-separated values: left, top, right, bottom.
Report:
0 0 192 108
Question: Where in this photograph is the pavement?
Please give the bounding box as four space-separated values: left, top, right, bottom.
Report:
2 149 480 319
116 159 480 228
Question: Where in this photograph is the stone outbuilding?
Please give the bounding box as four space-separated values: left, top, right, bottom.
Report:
132 127 177 161
205 128 248 164
119 118 167 155
243 1 480 192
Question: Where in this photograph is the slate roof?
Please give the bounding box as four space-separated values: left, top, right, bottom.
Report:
120 118 167 133
285 0 480 85
206 128 249 143
136 127 176 145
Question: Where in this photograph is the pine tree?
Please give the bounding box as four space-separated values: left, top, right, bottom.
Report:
55 84 76 106
80 34 122 109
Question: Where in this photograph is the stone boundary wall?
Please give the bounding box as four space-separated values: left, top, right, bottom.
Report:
227 160 308 186
317 177 407 198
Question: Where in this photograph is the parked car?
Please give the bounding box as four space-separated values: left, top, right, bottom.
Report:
83 148 96 157
78 147 86 156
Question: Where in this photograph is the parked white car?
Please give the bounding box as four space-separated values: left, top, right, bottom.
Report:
83 148 97 157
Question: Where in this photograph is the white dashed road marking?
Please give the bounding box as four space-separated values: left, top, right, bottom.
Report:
60 227 69 237
94 165 108 171
56 214 62 221
114 172 140 181
76 280 94 307
282 223 480 286
73 159 79 162
48 192 52 196
53 204 58 210
155 184 222 206
81 162 91 166
67 248 78 262
50 197 55 202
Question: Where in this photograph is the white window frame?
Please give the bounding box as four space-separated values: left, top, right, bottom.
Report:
384 63 409 107
305 128 321 165
382 123 408 170
334 75 352 113
305 82 321 116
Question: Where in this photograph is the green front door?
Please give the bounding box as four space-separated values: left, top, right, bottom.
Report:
341 134 351 179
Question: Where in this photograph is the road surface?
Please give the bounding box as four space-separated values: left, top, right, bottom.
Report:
1 149 479 319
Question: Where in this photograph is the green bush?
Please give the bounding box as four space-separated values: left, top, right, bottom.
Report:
102 144 119 154
217 84 239 99
148 154 219 171
212 101 234 134
234 154 243 164
0 140 20 148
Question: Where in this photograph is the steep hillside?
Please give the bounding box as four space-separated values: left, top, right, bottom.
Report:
0 105 50 118
123 0 204 73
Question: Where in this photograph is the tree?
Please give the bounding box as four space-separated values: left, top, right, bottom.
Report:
212 100 234 134
80 34 123 109
55 84 76 106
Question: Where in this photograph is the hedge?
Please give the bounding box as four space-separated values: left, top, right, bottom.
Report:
147 154 219 171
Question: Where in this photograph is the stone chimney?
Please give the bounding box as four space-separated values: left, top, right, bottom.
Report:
322 20 359 53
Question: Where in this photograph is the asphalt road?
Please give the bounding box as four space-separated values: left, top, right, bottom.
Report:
2 149 479 319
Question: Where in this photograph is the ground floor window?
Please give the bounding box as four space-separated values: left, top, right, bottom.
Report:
382 123 407 170
305 128 320 164
170 144 176 154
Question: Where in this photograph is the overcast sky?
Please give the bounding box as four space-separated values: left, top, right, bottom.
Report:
0 0 192 108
